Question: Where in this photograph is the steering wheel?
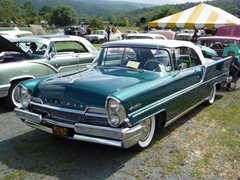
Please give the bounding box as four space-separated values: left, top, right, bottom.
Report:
143 60 164 72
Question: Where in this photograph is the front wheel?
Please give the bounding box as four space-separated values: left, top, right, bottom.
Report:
207 85 216 104
132 116 156 150
4 81 21 110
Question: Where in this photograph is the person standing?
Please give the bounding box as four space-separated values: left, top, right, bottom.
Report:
106 27 111 42
228 51 240 88
86 26 92 35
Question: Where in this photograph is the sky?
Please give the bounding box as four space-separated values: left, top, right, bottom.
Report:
107 0 208 5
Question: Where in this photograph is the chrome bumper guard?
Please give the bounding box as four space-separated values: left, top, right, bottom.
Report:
0 84 10 98
224 76 232 84
15 108 143 148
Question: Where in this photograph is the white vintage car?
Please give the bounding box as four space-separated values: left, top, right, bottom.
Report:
124 33 167 40
84 30 121 43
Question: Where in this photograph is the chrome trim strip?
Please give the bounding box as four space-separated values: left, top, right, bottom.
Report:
0 84 10 98
29 61 58 73
30 102 85 115
58 63 91 72
164 98 207 127
84 113 107 118
74 123 127 140
44 118 75 128
71 134 122 147
25 121 53 134
133 72 228 118
15 108 42 123
85 106 106 114
31 102 108 118
10 75 35 82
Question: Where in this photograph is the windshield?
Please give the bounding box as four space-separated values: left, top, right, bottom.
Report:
94 47 172 72
15 41 48 56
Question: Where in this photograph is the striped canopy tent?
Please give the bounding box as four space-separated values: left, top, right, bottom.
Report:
148 3 240 29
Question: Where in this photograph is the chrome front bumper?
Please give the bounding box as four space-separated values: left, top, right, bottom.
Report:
15 108 144 148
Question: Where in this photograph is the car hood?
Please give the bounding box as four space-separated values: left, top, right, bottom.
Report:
0 35 28 55
30 67 160 110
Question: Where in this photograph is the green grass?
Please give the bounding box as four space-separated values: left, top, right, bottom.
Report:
188 90 240 178
0 170 27 180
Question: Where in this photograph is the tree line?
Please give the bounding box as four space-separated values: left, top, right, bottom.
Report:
0 0 239 30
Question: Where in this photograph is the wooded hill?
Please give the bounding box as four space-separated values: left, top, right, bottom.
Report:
0 0 239 28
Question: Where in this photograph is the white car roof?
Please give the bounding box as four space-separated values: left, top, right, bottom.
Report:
103 39 206 63
125 33 167 40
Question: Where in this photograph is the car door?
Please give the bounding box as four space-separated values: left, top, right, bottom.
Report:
170 47 207 117
46 41 94 73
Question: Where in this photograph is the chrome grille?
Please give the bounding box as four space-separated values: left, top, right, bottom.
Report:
30 103 109 126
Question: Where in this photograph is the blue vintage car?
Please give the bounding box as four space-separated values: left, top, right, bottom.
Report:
14 39 232 149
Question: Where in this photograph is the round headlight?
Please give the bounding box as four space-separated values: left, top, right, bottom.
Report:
20 86 30 108
106 97 126 127
109 99 120 113
109 114 120 127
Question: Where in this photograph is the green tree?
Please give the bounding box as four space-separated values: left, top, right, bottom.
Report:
89 18 104 30
0 0 24 24
39 6 53 23
50 6 77 27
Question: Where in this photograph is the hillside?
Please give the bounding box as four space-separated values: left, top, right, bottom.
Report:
15 0 153 16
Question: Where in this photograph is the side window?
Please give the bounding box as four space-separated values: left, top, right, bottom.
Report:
174 47 190 69
55 41 88 54
103 48 126 66
174 47 201 69
189 47 202 67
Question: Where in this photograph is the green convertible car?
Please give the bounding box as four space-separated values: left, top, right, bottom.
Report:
15 39 232 149
0 35 98 108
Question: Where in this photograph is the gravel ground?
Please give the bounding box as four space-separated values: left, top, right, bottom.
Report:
0 83 240 179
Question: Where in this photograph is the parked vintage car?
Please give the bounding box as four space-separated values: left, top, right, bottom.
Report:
84 30 121 43
197 36 240 58
15 39 231 149
124 33 167 40
176 29 205 41
0 35 98 108
0 30 33 39
121 30 138 39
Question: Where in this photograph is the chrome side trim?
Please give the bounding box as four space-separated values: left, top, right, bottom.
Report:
10 75 35 82
133 72 228 118
164 98 207 127
58 63 91 72
0 84 10 98
29 61 58 73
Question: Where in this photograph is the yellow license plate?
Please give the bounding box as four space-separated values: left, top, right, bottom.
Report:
52 126 68 138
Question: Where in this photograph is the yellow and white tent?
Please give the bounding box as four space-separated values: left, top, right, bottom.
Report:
148 3 240 29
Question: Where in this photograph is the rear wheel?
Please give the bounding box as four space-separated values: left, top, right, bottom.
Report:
132 116 156 150
207 85 216 104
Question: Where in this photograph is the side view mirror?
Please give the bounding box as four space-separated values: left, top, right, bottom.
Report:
47 52 55 60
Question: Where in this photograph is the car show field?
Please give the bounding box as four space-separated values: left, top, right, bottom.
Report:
1 0 240 179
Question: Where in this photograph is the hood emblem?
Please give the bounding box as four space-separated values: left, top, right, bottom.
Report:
129 103 142 111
